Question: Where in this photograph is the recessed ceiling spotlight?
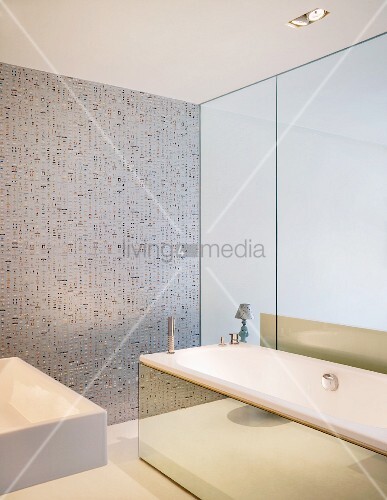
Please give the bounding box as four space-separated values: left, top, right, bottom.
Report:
292 15 309 27
308 8 327 22
288 8 329 28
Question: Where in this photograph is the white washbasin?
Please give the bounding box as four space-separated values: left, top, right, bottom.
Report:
0 357 107 494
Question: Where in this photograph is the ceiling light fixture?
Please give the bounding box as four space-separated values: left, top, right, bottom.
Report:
291 15 309 27
307 8 327 22
288 8 329 28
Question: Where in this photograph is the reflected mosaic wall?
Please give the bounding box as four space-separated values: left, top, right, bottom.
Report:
139 364 225 419
0 62 200 424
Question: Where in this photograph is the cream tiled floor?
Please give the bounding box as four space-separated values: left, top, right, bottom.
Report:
4 401 387 500
3 421 194 500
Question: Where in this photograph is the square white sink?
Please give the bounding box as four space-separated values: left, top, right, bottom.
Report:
0 357 107 494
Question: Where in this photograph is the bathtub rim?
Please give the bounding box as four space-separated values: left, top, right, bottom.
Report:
139 345 387 458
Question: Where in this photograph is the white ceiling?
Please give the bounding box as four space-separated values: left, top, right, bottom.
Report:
1 0 387 103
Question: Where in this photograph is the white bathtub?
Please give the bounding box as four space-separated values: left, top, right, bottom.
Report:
140 344 387 455
0 357 107 494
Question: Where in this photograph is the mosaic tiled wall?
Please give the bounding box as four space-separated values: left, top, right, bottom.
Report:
0 63 200 424
139 364 225 419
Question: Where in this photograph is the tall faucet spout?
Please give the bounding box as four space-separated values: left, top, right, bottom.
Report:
168 316 175 354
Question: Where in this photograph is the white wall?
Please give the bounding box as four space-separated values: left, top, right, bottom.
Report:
201 79 276 345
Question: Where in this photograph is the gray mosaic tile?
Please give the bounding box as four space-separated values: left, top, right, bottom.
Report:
0 62 200 424
139 364 225 419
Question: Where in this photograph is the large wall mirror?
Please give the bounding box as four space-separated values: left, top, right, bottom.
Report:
201 33 387 372
276 34 387 371
200 79 276 347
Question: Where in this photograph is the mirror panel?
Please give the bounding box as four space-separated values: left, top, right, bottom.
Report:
201 79 276 346
277 34 387 367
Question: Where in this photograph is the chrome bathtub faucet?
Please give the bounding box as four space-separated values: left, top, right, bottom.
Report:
229 333 239 345
167 316 175 354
